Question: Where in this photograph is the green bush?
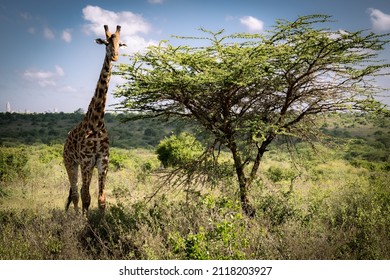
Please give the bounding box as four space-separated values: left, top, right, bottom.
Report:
0 147 29 181
257 190 299 226
326 178 390 259
0 209 87 259
167 194 249 260
109 149 128 171
266 166 297 183
156 132 204 167
38 144 62 164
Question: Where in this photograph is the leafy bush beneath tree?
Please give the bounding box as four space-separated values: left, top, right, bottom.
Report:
156 133 204 168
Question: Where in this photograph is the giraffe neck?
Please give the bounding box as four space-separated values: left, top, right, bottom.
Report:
84 53 112 129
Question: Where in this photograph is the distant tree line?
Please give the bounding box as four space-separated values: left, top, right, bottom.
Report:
0 112 182 149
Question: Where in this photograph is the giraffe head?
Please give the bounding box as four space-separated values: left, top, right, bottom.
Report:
95 25 126 62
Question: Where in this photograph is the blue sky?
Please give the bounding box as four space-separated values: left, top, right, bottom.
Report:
1 0 390 113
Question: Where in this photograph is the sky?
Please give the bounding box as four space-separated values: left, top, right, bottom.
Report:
1 0 390 113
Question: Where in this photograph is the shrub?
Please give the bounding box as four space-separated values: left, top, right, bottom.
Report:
156 132 204 167
266 166 297 183
0 209 87 259
109 149 128 171
0 147 29 181
325 177 390 259
167 194 249 260
257 190 299 226
38 144 62 164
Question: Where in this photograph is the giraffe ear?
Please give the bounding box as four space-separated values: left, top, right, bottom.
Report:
119 43 127 49
95 38 108 45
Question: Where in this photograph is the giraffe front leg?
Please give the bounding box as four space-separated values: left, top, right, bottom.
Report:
81 163 93 214
97 154 109 211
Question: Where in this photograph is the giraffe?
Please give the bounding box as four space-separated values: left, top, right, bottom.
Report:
63 25 125 214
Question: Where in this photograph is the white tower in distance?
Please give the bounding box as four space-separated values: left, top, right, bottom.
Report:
6 102 11 113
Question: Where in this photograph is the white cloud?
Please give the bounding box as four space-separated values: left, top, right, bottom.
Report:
240 16 264 32
62 29 72 43
123 35 159 53
23 65 65 87
43 26 55 40
55 65 65 77
368 8 390 32
59 85 77 92
38 79 56 87
82 5 151 35
82 5 157 52
24 70 54 80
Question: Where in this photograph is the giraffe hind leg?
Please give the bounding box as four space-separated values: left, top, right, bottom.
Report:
64 160 79 212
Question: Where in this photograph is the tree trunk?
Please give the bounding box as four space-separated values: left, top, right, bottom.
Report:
237 168 256 217
229 140 256 217
228 134 274 217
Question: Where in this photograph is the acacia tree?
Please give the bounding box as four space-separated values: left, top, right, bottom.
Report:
114 15 389 216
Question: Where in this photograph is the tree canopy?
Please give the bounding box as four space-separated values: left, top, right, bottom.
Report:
114 15 390 216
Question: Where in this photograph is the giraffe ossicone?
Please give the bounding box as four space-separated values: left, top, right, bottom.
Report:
63 25 124 214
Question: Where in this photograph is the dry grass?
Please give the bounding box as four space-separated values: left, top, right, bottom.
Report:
1 144 389 260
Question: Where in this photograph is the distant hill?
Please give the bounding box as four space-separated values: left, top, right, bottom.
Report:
0 112 185 149
0 112 389 168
